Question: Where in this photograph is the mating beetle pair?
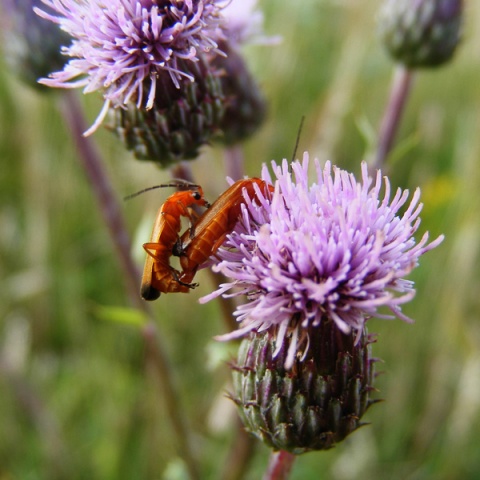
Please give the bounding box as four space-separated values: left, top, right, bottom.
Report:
136 179 274 301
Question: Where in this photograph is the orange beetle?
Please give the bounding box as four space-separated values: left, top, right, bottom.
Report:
136 184 210 300
174 178 274 286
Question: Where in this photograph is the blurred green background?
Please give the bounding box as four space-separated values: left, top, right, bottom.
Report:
1 1 480 479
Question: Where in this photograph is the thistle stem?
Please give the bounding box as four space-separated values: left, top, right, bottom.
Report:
60 93 142 308
220 419 255 480
263 451 296 480
60 92 200 480
374 64 415 172
223 144 245 181
142 323 200 480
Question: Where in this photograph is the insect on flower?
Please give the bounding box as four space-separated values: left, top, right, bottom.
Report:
125 182 210 301
201 154 445 368
174 178 274 287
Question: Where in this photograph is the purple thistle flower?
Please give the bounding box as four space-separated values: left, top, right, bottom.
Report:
34 0 225 134
1 0 71 90
202 153 444 368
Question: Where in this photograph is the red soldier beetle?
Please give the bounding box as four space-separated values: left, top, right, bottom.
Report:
126 182 210 300
174 178 274 286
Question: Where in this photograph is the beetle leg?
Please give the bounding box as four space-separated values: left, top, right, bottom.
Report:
143 242 169 260
171 268 198 289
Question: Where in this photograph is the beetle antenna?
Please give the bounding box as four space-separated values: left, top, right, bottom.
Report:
124 181 200 201
291 116 305 163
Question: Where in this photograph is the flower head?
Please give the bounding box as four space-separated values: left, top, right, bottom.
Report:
378 0 464 68
203 153 444 368
35 0 225 133
1 0 71 90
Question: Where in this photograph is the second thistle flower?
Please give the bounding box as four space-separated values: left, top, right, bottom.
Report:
202 154 444 368
203 154 443 453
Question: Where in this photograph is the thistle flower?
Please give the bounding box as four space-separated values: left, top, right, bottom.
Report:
378 0 464 68
35 0 225 134
1 0 70 90
202 154 444 368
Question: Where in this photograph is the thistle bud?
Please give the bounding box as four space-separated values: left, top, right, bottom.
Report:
378 0 464 68
1 0 69 91
109 56 225 167
231 321 379 454
213 41 267 145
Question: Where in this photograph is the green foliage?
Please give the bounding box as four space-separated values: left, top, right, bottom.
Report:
93 305 148 327
1 1 480 479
